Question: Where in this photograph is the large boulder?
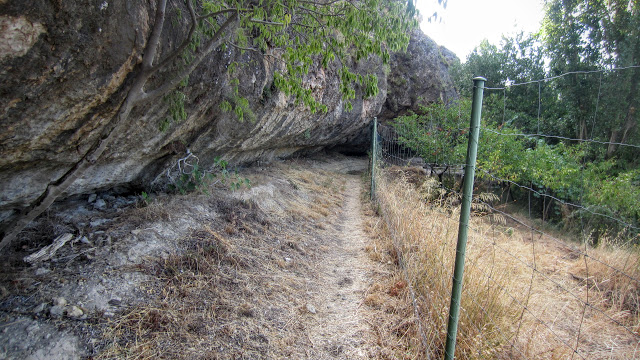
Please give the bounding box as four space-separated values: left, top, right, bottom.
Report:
0 2 456 229
381 29 459 119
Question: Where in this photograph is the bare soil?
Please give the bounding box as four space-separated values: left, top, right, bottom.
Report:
299 175 377 359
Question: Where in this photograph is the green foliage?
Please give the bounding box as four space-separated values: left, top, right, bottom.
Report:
160 89 188 132
172 163 210 194
542 0 640 146
393 99 640 236
160 0 427 124
169 156 250 195
585 169 640 222
220 96 256 123
139 191 150 207
229 173 252 192
452 33 550 130
209 0 418 112
159 73 190 132
393 100 471 166
444 1 640 238
477 128 639 233
456 3 640 157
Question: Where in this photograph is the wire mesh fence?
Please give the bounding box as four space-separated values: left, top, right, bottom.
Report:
369 67 640 359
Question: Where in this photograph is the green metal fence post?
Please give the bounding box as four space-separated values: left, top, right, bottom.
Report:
370 117 378 201
444 77 486 360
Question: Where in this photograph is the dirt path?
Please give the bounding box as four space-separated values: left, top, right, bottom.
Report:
0 156 405 360
302 176 376 359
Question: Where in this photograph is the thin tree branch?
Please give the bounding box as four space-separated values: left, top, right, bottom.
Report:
226 41 260 52
141 14 240 103
298 0 344 6
197 8 240 20
143 0 169 70
249 18 285 25
151 0 201 73
297 7 328 30
225 41 282 58
343 0 363 12
297 5 346 18
290 21 315 29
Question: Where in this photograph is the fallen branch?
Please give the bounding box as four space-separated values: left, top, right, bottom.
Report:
24 233 74 264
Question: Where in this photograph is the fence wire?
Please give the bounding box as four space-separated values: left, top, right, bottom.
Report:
369 67 640 359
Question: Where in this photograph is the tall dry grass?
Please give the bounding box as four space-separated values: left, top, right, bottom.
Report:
374 168 640 359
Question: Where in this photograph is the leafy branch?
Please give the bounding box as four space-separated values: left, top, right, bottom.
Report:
163 151 250 194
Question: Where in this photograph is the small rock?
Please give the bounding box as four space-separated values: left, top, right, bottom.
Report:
284 257 292 262
27 322 40 333
53 297 68 307
67 306 84 318
131 229 142 235
108 297 121 306
113 198 127 208
79 236 91 245
103 311 115 318
35 267 51 276
88 194 97 203
50 305 65 317
33 302 48 314
306 304 317 314
93 198 107 210
90 219 108 227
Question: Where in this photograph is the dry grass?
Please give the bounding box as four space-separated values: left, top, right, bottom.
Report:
95 162 350 359
96 224 283 359
360 201 430 360
283 167 344 220
372 168 640 359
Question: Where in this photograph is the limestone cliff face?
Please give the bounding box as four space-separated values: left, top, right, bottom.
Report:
381 30 459 119
0 2 456 226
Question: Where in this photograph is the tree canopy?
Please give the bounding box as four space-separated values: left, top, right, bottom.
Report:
396 0 640 239
182 0 420 113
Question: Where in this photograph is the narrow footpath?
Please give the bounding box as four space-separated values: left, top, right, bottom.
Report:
301 176 377 359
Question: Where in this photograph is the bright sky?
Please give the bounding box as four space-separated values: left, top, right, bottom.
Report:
418 0 545 61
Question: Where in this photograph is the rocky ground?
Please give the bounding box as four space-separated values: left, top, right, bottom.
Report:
0 155 417 359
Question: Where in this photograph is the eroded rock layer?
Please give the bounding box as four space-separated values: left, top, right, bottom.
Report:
0 2 456 227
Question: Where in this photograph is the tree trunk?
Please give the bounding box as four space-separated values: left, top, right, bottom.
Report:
619 106 638 147
579 118 588 141
606 106 638 159
0 97 137 251
503 182 511 203
543 196 554 222
606 129 620 158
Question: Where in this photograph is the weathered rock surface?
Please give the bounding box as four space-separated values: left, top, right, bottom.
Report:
0 2 456 231
380 30 459 119
0 317 82 360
